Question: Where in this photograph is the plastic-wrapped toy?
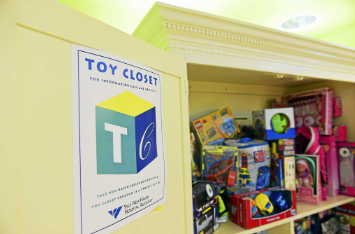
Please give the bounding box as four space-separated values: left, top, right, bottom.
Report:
256 166 270 190
269 191 288 212
237 151 254 187
295 126 327 200
339 146 355 188
225 138 270 193
296 159 314 187
254 193 274 215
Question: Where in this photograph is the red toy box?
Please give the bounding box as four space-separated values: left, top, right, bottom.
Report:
283 87 333 135
334 204 355 233
230 188 297 229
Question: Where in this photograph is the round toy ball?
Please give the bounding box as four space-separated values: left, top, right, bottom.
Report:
271 113 290 134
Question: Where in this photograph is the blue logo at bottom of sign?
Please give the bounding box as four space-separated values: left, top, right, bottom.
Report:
108 206 122 219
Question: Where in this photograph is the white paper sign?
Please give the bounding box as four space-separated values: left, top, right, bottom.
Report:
72 44 166 234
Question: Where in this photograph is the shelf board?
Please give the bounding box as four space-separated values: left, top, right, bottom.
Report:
215 195 355 234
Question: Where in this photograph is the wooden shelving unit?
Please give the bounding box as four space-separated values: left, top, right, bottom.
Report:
215 195 355 234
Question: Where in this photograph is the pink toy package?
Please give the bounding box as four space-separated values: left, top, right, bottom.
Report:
319 136 339 197
295 155 322 205
338 142 355 197
333 125 347 142
333 97 342 117
283 88 333 135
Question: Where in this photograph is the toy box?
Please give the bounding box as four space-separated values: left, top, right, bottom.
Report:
193 205 218 234
192 106 240 145
230 188 297 229
337 142 355 197
270 158 283 188
283 87 333 135
192 181 217 217
333 125 347 142
335 204 355 233
284 157 296 190
269 140 296 190
270 139 295 158
310 209 335 234
201 145 238 187
294 216 311 234
252 108 295 140
225 138 271 193
295 155 322 205
333 97 342 117
319 136 339 196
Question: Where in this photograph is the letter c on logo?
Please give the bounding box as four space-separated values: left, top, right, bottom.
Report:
139 122 154 160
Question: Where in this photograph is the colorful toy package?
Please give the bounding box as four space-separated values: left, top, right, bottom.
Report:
225 138 271 194
192 106 240 145
190 132 201 181
283 87 333 135
283 157 296 190
295 155 322 205
269 139 296 190
319 136 339 196
192 181 217 216
202 145 238 187
193 205 218 234
230 188 297 229
335 204 355 233
337 142 355 197
252 108 295 140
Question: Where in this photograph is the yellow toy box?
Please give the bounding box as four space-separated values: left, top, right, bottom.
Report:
192 106 240 145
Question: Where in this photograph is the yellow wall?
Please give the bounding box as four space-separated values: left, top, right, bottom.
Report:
0 1 16 234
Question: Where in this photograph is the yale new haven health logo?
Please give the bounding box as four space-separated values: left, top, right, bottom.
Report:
108 206 122 219
96 91 157 174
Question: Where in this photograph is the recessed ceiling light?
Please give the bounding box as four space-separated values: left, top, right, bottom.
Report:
280 15 319 31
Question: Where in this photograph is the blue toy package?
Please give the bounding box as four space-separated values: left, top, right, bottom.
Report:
225 138 271 194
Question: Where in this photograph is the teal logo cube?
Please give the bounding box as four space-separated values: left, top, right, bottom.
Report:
95 91 157 174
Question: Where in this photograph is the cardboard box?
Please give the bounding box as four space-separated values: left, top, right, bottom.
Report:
252 108 295 140
319 136 339 196
338 142 355 197
335 204 355 233
269 140 296 190
192 181 217 216
230 188 297 229
333 125 347 142
283 87 333 135
192 106 240 145
284 157 296 191
225 139 271 193
194 205 218 234
295 155 322 205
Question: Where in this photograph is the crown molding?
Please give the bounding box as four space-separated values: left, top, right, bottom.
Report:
133 3 355 81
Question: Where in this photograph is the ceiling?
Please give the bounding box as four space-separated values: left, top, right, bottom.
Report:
57 0 355 43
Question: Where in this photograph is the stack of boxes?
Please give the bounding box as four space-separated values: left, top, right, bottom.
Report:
252 108 297 192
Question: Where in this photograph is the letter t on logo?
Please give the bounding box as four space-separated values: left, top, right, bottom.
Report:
105 123 127 163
